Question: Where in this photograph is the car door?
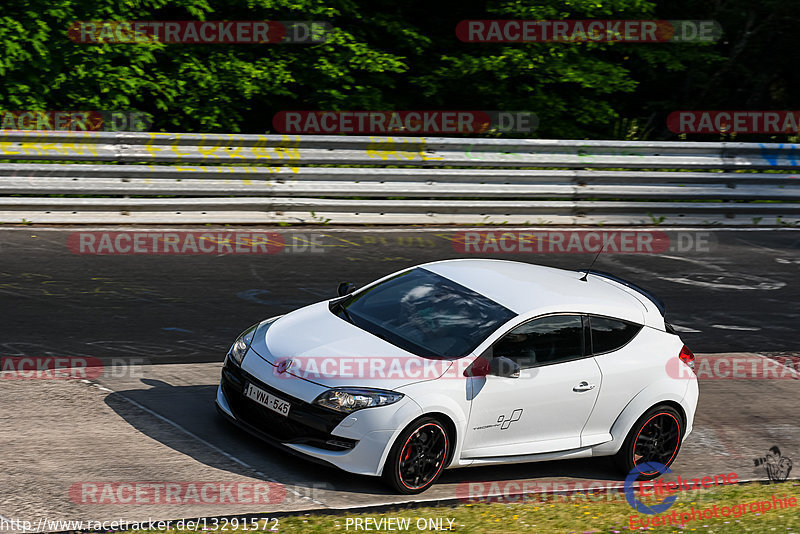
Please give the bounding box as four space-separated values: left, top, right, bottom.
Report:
461 314 602 458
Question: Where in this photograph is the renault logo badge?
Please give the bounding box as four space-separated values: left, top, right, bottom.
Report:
276 359 294 374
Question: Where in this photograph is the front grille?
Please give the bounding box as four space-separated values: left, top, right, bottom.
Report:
221 360 357 451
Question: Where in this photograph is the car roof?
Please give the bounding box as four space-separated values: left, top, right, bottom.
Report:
421 258 651 324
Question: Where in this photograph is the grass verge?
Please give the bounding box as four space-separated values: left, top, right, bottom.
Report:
104 480 799 533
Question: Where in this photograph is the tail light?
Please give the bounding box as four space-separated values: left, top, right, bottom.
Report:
679 345 695 369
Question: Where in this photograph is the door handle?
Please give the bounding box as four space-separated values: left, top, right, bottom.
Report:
573 381 596 392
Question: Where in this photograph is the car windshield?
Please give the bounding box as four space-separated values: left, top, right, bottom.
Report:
332 267 516 359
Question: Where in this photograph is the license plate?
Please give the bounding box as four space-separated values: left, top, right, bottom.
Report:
244 382 291 417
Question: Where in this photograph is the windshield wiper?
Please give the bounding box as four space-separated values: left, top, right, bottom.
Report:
333 300 354 324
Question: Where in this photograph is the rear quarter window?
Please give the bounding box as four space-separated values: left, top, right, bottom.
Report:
590 316 643 354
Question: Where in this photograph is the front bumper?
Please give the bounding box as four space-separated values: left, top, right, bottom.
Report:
218 359 357 451
215 384 347 471
216 356 421 476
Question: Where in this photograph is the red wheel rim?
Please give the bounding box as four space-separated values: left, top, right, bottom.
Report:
631 412 681 475
396 422 448 490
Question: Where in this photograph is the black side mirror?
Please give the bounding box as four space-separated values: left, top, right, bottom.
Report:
489 356 520 378
337 282 355 297
464 347 492 377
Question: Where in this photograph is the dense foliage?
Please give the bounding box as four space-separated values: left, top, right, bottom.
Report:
0 0 796 139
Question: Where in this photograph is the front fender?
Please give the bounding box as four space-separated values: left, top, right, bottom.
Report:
393 378 472 470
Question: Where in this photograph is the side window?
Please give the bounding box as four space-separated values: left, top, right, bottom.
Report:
590 316 643 354
493 315 584 368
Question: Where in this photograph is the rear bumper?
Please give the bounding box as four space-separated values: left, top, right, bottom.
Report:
681 374 699 440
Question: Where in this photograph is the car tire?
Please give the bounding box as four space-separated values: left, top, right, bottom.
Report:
614 405 684 481
382 417 450 494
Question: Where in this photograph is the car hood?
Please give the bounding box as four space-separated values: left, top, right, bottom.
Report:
248 301 454 389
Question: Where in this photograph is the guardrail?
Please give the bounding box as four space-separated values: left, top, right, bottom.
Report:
1 131 799 225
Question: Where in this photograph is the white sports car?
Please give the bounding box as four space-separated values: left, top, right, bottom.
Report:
216 259 698 494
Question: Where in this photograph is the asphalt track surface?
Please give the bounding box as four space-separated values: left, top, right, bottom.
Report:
1 227 800 360
1 226 799 531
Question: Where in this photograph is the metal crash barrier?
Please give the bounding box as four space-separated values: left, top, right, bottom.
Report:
1 130 799 225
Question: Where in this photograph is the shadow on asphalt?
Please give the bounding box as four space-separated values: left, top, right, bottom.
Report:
103 379 390 496
104 378 625 503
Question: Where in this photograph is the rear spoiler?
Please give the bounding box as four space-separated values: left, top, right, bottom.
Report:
577 269 666 317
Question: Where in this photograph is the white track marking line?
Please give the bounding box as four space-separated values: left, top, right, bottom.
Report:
670 324 702 333
80 380 324 506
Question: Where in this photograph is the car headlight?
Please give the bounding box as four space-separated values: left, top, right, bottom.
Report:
227 316 282 365
313 387 405 413
228 324 258 365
